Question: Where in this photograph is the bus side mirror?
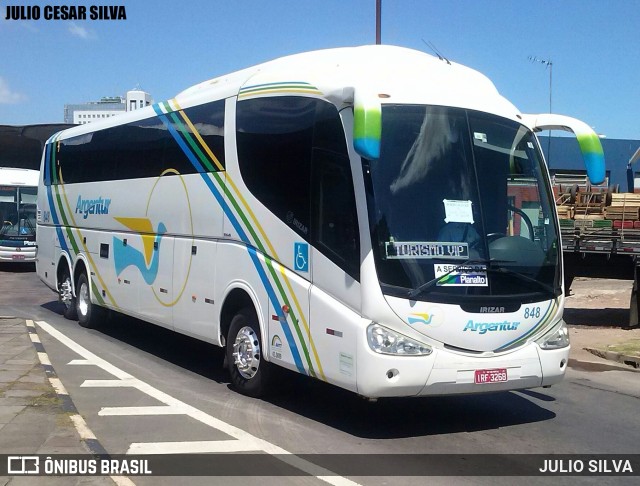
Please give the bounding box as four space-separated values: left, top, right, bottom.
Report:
522 113 606 185
353 92 381 160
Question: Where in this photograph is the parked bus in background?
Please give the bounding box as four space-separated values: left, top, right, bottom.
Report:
0 167 38 262
0 124 75 263
36 45 605 398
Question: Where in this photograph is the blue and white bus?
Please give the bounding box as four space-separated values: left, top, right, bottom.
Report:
36 45 604 398
0 167 38 262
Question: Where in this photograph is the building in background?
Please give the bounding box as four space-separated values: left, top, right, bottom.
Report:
540 136 640 192
64 88 153 125
125 88 152 112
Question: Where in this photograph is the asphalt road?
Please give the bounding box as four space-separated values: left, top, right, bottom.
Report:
1 263 639 485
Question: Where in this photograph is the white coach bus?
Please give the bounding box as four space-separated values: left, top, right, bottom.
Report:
0 167 39 262
36 45 605 398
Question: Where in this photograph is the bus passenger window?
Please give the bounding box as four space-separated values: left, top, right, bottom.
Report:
312 150 360 281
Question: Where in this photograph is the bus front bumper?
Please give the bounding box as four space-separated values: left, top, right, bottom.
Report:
356 342 570 398
0 246 36 262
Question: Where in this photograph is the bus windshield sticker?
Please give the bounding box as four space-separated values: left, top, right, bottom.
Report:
443 199 474 224
385 241 469 260
474 132 487 143
434 263 488 286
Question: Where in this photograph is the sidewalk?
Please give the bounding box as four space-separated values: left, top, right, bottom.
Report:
568 324 640 370
564 276 640 370
0 316 113 485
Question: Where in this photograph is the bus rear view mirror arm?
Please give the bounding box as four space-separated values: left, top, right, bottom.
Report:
521 113 606 185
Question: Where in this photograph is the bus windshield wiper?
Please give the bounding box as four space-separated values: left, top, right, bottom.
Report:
485 266 559 296
408 259 558 299
408 258 496 299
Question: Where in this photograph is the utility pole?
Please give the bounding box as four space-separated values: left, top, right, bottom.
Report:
376 0 381 45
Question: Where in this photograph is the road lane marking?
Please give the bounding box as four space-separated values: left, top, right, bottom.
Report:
48 377 69 395
128 440 264 454
68 359 95 365
70 414 98 440
27 320 135 486
35 320 361 486
99 406 187 416
82 378 139 387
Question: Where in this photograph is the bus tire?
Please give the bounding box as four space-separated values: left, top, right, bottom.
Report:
226 307 271 398
76 272 102 329
59 271 77 320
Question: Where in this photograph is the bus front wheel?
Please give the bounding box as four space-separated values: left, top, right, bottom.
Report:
226 308 271 398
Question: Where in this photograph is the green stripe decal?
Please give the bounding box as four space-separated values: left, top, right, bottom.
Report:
238 82 322 98
495 299 558 351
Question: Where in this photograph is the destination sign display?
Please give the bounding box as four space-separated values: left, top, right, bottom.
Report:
385 241 469 260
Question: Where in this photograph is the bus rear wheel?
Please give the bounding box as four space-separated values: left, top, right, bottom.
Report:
76 272 103 328
59 272 77 320
226 308 271 398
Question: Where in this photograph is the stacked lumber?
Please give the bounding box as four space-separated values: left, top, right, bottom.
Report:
605 193 640 220
556 205 574 219
611 193 640 206
604 206 640 220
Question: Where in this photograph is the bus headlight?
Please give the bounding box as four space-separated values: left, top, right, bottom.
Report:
367 323 433 356
536 319 570 350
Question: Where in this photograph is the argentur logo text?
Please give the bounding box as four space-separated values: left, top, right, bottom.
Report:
463 320 520 335
75 195 111 219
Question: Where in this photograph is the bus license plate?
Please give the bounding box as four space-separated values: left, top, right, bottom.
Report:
474 368 507 384
12 254 25 260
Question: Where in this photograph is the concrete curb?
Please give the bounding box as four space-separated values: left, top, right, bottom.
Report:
584 347 640 370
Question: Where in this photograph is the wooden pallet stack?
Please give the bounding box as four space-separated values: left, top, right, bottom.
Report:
557 188 640 245
604 193 640 230
555 189 575 222
569 190 611 230
556 204 574 220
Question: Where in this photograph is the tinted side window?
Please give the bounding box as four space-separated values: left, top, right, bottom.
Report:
55 99 225 184
312 101 360 280
237 97 315 240
237 96 359 279
183 101 226 170
57 117 195 183
312 149 360 281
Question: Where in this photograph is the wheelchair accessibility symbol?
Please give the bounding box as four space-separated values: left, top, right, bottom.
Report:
294 242 309 272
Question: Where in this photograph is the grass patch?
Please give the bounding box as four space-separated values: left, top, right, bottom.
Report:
606 339 640 357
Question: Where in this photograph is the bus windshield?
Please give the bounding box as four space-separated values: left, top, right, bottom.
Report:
0 185 37 240
364 105 560 302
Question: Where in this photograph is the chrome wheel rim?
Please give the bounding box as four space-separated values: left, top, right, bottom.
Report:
59 277 73 309
232 326 260 379
78 281 90 317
